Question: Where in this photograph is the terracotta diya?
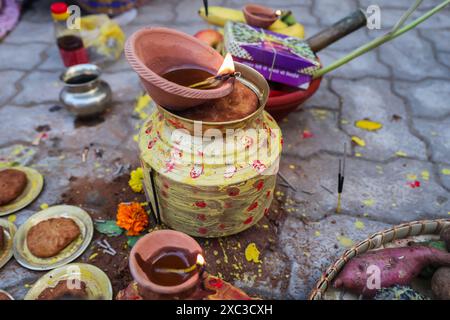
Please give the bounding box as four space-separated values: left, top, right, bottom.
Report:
129 230 205 299
243 3 278 28
125 27 234 111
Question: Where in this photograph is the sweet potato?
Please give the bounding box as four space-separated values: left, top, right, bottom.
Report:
333 246 450 297
431 267 450 300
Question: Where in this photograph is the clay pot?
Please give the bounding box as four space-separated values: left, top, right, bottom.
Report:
125 27 234 111
129 230 204 298
266 77 322 121
243 4 278 29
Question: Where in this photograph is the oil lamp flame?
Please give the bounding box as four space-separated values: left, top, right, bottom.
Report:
217 53 235 76
196 253 205 266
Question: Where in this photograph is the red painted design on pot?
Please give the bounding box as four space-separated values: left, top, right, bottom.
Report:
254 180 264 191
195 201 207 208
243 216 253 224
166 118 185 129
147 138 157 149
227 187 240 197
198 227 208 235
241 136 254 148
190 164 204 179
252 160 266 173
264 208 269 216
197 214 206 221
247 202 258 212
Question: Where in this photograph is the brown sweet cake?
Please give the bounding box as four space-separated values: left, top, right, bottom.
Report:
37 280 88 300
176 81 258 122
0 292 12 300
0 169 27 206
0 226 4 251
27 218 81 258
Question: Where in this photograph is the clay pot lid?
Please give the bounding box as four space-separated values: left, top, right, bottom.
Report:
125 27 234 111
129 230 204 295
243 4 278 29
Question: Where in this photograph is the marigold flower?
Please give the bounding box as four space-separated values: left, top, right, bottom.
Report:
116 202 149 236
128 167 144 193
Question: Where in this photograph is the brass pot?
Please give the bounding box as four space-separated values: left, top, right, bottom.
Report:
139 62 282 237
59 64 111 117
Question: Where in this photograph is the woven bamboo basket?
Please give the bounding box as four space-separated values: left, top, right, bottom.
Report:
309 219 450 300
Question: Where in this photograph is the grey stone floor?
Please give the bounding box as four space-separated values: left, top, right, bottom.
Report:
0 0 449 299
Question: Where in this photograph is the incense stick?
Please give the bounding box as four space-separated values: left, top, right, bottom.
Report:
336 143 346 213
188 72 240 89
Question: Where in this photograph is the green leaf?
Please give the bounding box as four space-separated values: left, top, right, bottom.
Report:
127 235 143 248
94 220 123 237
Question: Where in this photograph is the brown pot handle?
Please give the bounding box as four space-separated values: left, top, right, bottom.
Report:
306 9 367 53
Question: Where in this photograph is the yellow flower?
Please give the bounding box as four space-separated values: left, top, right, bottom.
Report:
116 202 149 236
128 167 144 193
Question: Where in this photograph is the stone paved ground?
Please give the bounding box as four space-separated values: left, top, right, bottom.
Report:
0 0 450 300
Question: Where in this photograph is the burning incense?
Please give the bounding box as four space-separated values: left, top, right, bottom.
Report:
336 143 346 213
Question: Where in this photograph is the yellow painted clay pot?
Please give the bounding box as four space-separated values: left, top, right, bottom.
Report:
139 62 282 237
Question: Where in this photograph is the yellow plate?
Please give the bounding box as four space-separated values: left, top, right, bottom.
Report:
0 289 14 300
0 167 44 216
0 219 16 269
24 263 112 300
13 205 93 271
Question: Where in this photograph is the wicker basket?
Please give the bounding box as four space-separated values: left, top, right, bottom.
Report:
309 219 450 300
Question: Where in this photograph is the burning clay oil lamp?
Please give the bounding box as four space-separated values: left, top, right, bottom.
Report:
136 59 282 237
124 27 234 111
243 4 278 29
129 230 205 299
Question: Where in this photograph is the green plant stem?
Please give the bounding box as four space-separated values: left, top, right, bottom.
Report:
312 0 450 79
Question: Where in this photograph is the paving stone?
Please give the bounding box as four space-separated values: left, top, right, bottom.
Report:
233 250 290 299
225 0 313 9
279 153 450 223
20 0 54 23
0 70 23 105
0 43 48 71
358 0 446 10
280 108 350 159
413 117 450 165
437 163 450 191
12 71 63 105
394 79 450 119
359 6 450 30
420 29 450 53
332 77 427 161
319 49 390 78
0 104 133 149
376 30 449 80
102 71 142 102
1 0 450 300
436 51 450 69
133 0 176 25
38 45 65 71
280 214 392 299
312 0 359 26
4 21 54 44
302 77 340 110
